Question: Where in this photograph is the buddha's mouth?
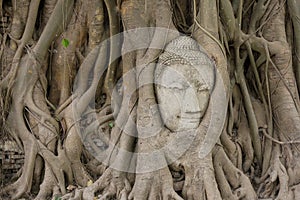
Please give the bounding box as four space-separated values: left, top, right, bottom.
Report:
179 117 200 123
181 112 201 118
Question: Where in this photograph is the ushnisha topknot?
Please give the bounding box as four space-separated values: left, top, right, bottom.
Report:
158 36 212 66
156 36 216 92
166 35 201 51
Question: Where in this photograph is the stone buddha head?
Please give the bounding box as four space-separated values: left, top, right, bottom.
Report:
155 36 215 132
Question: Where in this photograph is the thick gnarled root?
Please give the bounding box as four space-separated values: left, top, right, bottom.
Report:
129 167 183 200
96 169 131 200
213 146 257 200
177 155 222 200
62 168 131 200
258 154 291 200
1 138 38 200
1 173 32 200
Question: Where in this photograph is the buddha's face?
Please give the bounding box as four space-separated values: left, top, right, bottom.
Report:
155 64 211 132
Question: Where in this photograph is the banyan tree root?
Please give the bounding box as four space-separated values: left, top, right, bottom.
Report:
179 155 222 200
257 146 299 200
61 168 131 200
90 170 131 200
1 138 38 199
213 146 257 200
129 167 183 200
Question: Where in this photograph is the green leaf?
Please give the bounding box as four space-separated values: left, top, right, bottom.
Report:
62 38 70 48
108 122 114 128
54 196 62 200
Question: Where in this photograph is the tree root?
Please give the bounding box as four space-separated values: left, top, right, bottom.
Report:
237 113 254 172
96 170 131 200
1 138 38 199
34 165 57 200
179 154 221 200
213 146 257 200
258 153 290 200
129 167 182 200
61 168 131 200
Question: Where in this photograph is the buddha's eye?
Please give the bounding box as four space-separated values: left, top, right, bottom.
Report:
168 82 190 90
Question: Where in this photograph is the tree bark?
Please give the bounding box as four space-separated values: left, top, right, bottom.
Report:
1 0 300 199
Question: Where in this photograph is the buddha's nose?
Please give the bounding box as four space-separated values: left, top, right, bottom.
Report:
182 87 200 113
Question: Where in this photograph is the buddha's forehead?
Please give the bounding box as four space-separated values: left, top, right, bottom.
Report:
156 64 203 85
